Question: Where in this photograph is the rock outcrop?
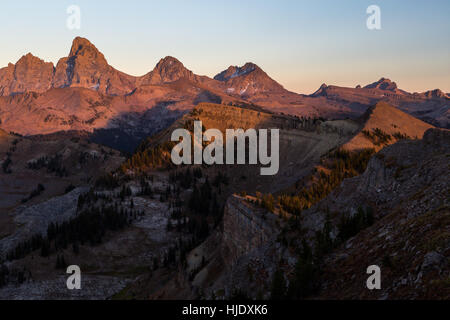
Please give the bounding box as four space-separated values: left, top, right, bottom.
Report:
138 56 199 85
214 62 287 96
0 53 54 96
53 37 136 95
364 78 399 91
222 195 278 265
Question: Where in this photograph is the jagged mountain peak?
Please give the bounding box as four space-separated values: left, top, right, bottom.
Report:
364 77 398 91
311 83 328 96
213 62 286 96
155 56 184 68
68 37 107 65
17 52 44 63
152 56 190 76
70 37 99 54
51 37 136 95
421 88 449 99
214 62 261 82
14 53 54 73
239 62 260 74
0 52 54 95
139 56 196 85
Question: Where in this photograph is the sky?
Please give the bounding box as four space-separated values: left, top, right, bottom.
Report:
0 0 449 94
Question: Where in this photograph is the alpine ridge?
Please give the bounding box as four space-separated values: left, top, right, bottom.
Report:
0 37 448 151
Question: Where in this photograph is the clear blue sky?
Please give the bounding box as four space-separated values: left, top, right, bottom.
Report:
0 0 449 93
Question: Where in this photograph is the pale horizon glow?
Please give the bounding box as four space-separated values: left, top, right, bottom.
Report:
0 0 449 94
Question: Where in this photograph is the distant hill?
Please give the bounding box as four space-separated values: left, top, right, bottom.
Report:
309 80 449 128
344 101 434 151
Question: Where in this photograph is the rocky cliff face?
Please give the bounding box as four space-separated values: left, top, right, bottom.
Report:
138 56 199 86
0 38 215 98
420 89 449 99
184 194 288 299
214 63 259 82
364 78 400 92
0 54 54 96
222 195 278 265
0 38 137 96
214 63 287 97
53 37 136 95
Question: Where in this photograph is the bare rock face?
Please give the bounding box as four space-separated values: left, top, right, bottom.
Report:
222 195 278 266
0 38 136 96
0 275 130 300
0 187 87 257
421 89 449 99
421 252 447 272
214 62 286 96
311 83 329 97
364 77 398 91
0 64 14 96
53 37 136 95
0 53 54 95
139 56 198 85
213 66 239 82
214 63 257 82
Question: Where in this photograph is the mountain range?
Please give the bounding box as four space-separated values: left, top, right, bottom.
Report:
0 37 448 153
0 36 448 299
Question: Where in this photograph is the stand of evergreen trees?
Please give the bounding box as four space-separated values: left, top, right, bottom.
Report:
278 148 375 216
138 177 154 197
362 128 413 146
120 141 176 173
27 154 68 177
77 188 115 209
167 168 225 260
6 203 139 261
271 205 375 300
95 173 120 189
